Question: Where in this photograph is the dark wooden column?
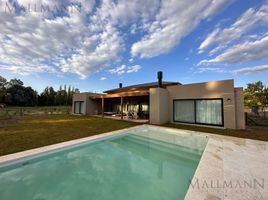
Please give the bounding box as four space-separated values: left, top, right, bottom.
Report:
102 96 104 118
121 96 123 120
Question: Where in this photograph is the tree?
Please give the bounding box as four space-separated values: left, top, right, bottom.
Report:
0 76 7 88
55 86 65 105
264 87 268 109
67 86 72 105
6 80 37 106
24 87 38 106
244 81 267 114
0 75 80 106
38 86 56 106
74 88 80 93
8 79 23 87
0 76 7 103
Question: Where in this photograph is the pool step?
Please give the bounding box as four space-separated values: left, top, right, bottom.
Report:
116 134 203 163
126 134 204 154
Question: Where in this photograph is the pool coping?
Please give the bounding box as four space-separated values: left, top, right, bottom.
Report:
151 125 268 200
0 124 267 200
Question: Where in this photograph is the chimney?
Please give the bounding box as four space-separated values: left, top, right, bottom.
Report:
119 83 123 88
157 71 163 88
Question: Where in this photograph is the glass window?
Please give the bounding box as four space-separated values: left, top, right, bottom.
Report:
127 104 139 112
173 99 223 126
141 104 149 112
74 101 84 114
80 101 84 113
196 100 222 125
174 100 195 123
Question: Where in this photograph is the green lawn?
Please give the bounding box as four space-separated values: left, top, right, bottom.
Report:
0 114 138 156
0 114 267 157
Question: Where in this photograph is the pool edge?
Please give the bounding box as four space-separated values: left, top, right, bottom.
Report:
0 125 146 165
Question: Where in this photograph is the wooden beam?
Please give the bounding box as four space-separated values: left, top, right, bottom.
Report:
120 96 123 120
90 91 149 99
101 96 104 118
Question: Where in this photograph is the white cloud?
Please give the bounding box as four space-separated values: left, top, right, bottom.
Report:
109 64 141 75
231 64 268 74
109 65 126 75
196 63 268 75
129 58 134 63
199 2 268 51
0 0 161 78
0 0 233 78
195 67 226 73
131 0 231 58
199 34 268 65
0 1 124 78
199 28 220 51
126 65 141 73
99 76 107 80
0 0 123 79
60 23 124 79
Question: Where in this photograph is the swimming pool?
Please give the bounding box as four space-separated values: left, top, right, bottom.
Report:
0 125 207 200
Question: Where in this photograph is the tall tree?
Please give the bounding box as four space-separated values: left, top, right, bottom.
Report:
244 81 267 114
67 86 72 105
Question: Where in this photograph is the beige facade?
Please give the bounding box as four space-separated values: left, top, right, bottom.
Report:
149 79 245 129
234 87 245 129
149 88 169 124
72 93 100 115
73 79 245 129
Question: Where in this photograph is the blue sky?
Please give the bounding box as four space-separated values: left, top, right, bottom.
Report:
0 0 268 93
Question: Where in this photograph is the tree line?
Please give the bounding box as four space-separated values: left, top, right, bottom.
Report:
0 75 79 106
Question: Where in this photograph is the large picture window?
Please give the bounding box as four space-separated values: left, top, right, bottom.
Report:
174 100 195 123
74 101 84 114
173 99 223 126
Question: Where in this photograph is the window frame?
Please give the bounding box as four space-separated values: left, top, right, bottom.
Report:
173 98 224 127
74 101 84 114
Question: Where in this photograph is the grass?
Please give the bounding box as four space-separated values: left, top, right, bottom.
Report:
0 114 138 156
163 123 268 141
0 114 267 157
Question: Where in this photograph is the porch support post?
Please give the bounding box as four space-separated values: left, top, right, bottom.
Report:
101 96 104 118
121 96 123 120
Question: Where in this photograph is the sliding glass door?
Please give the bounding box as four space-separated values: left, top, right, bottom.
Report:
196 100 223 125
174 100 195 123
173 99 223 126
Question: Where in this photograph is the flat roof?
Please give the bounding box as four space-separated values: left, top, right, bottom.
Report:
103 81 180 94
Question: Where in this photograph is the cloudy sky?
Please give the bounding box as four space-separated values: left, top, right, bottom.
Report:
0 0 267 93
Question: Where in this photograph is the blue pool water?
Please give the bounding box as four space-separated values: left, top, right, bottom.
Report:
0 128 207 200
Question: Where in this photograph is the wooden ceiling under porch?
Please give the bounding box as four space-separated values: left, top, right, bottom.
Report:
90 90 149 99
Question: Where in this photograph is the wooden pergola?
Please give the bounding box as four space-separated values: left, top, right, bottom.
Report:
90 90 149 120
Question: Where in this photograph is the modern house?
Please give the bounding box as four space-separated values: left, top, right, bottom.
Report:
72 72 245 129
